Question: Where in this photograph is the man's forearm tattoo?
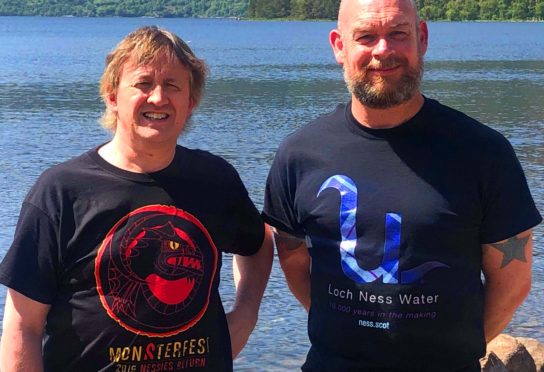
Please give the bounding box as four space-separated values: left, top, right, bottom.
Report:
490 235 529 268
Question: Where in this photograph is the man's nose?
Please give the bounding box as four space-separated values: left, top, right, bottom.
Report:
372 38 393 59
147 85 168 105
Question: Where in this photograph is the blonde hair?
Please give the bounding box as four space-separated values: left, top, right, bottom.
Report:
99 26 207 131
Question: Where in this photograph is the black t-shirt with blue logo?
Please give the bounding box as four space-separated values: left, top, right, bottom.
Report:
0 145 265 371
263 98 542 371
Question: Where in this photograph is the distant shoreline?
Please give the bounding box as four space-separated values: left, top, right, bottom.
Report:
0 15 543 22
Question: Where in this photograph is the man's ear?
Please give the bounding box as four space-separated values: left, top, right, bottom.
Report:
330 29 345 65
105 92 118 113
189 97 195 111
187 97 195 117
418 20 429 56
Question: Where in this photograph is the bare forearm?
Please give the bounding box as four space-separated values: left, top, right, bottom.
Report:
0 290 49 372
483 282 530 343
482 230 533 343
280 257 311 311
274 229 311 311
0 329 44 372
232 257 272 316
228 226 273 358
232 227 274 314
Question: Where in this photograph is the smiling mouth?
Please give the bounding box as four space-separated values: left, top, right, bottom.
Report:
143 112 169 120
368 65 399 72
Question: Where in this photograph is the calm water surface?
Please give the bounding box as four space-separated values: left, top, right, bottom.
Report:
0 18 543 370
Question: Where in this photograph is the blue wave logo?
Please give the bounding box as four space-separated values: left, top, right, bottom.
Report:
318 175 448 284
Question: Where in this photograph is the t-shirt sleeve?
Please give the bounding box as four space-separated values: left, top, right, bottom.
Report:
223 165 265 256
0 202 60 304
480 136 542 243
262 142 306 239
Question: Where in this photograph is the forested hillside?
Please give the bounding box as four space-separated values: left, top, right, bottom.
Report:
248 0 339 19
248 0 544 20
0 0 249 17
416 0 544 20
0 0 543 20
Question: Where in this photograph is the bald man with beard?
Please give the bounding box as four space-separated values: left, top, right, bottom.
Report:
262 0 542 370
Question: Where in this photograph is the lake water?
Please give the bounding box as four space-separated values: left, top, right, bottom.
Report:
0 17 543 370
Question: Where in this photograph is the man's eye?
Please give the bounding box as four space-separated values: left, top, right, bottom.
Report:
167 83 181 91
390 31 408 40
357 34 375 43
135 81 151 89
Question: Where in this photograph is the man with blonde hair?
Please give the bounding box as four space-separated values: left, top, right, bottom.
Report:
0 26 273 371
263 0 541 370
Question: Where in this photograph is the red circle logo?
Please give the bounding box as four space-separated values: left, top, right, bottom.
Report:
95 205 217 337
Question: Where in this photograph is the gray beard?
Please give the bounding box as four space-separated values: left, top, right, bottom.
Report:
345 56 424 109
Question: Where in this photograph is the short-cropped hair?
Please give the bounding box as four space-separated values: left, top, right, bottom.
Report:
99 26 207 131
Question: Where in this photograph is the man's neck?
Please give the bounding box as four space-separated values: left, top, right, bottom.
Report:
351 93 425 129
98 137 177 174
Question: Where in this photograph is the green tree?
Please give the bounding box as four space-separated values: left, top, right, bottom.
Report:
480 0 498 19
306 0 339 18
290 0 305 18
445 0 463 19
460 0 479 19
418 0 446 19
511 0 530 18
536 0 544 19
249 0 290 18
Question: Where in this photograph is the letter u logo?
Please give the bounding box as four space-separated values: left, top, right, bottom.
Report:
318 175 448 284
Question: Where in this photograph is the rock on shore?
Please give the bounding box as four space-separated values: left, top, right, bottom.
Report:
481 334 544 372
